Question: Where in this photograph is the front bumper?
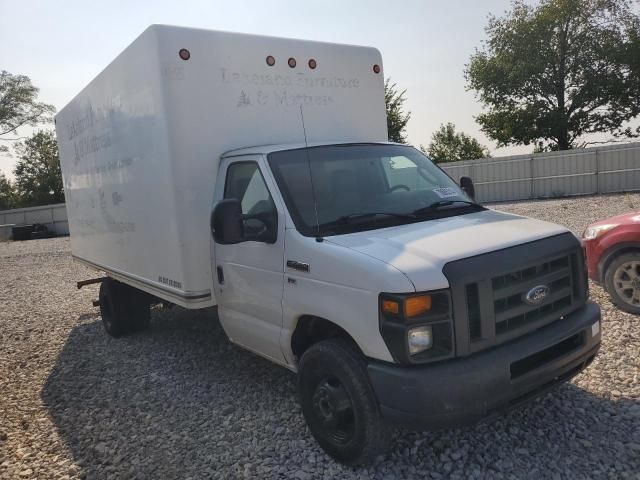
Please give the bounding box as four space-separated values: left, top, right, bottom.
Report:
367 301 601 430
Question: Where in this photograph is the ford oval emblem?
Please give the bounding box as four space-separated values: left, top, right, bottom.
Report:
524 285 550 305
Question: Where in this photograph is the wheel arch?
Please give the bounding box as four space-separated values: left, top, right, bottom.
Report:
290 315 364 363
598 242 640 283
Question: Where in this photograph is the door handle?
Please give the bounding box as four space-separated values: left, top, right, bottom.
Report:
286 260 310 273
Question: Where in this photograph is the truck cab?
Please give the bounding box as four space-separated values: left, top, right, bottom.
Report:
209 141 600 464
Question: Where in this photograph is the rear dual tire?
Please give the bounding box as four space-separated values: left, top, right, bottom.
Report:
298 338 390 466
99 279 151 337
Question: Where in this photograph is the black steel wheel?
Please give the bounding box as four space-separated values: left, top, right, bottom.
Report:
298 338 390 465
605 252 640 314
311 376 356 446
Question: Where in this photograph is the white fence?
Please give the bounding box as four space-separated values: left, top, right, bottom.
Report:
441 142 640 203
0 203 69 236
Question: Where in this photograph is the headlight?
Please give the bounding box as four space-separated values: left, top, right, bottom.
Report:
379 290 453 364
583 224 618 240
407 325 433 355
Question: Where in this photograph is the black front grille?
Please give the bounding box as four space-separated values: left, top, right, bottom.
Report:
492 255 573 336
443 233 588 357
495 295 571 335
465 252 581 348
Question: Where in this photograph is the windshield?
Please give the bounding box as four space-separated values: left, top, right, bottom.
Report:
267 144 482 236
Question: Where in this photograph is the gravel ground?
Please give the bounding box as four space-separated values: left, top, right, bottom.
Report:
1 193 639 480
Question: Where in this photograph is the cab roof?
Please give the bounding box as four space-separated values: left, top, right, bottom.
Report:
221 141 403 158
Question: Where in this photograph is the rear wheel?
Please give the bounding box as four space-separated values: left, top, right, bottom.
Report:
128 289 151 332
604 252 640 314
99 279 150 337
99 279 129 337
298 338 390 466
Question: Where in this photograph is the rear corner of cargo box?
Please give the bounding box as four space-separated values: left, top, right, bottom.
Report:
145 25 218 309
56 25 216 309
143 26 223 309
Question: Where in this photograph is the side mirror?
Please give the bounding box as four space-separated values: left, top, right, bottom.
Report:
211 199 277 244
460 176 476 201
211 199 243 244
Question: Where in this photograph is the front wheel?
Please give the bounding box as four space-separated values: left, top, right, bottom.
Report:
298 338 390 465
604 252 640 314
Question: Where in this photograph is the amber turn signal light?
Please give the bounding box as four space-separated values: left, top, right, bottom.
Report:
405 295 432 317
382 299 399 315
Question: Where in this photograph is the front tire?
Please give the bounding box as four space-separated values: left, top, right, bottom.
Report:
298 338 390 465
604 252 640 314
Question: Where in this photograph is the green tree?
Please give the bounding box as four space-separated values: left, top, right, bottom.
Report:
0 172 16 210
0 71 55 153
13 130 64 207
466 0 640 151
385 78 411 143
424 123 490 163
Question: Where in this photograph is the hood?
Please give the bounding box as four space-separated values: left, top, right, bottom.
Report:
589 211 640 227
327 209 571 291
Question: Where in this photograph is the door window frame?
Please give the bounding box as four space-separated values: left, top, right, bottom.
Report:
215 156 287 245
223 160 277 217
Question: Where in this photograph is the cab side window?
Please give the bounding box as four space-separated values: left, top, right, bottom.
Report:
224 162 278 237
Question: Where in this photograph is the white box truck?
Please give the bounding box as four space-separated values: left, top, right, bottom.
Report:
56 25 601 465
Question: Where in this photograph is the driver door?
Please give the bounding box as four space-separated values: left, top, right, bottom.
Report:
212 156 286 364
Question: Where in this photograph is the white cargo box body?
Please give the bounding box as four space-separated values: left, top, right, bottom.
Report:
56 25 387 307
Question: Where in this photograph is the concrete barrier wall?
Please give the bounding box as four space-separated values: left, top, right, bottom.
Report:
0 203 69 236
441 142 640 203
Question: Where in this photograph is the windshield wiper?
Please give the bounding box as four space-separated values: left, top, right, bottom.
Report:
318 212 415 230
337 212 415 222
411 200 480 216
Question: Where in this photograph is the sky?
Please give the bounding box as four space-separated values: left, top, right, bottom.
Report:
0 0 579 176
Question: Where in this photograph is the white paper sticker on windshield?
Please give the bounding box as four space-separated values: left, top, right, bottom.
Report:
433 187 458 198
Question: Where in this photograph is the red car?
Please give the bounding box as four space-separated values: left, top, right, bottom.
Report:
584 211 640 313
